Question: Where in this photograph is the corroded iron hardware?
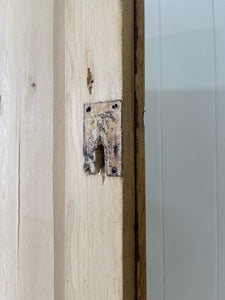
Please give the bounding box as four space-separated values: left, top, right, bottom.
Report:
83 100 122 177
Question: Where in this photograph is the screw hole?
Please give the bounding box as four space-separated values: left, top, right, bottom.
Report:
86 106 91 113
112 167 117 174
86 167 90 172
112 104 118 109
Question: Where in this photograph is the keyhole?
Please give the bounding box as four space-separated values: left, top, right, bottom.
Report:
95 139 105 174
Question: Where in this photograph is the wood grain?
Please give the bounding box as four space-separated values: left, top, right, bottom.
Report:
134 1 146 299
0 1 19 298
0 1 144 298
13 1 55 299
65 0 135 299
53 0 66 299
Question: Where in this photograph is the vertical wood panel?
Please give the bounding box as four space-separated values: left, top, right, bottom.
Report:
65 0 135 299
14 1 55 299
0 1 19 298
53 0 65 299
0 1 139 298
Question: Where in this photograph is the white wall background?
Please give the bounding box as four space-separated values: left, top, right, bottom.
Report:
145 1 225 299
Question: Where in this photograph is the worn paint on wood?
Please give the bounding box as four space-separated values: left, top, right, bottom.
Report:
83 100 122 177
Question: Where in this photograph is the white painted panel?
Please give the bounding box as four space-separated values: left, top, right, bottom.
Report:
162 98 217 300
159 0 214 35
145 0 164 299
145 0 225 299
214 1 225 300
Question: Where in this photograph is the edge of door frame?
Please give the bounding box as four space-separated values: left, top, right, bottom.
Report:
134 0 146 299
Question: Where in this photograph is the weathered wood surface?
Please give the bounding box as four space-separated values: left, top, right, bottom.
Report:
53 0 65 299
0 1 19 298
17 1 54 299
135 1 146 299
0 0 144 299
65 0 135 299
0 1 54 299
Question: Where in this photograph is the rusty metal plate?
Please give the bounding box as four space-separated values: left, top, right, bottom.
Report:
83 100 122 177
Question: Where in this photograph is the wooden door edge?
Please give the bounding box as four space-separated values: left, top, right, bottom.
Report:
134 0 146 299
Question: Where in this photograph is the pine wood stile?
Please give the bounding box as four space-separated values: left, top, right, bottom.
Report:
1 1 55 299
0 0 145 299
0 2 19 298
65 0 135 299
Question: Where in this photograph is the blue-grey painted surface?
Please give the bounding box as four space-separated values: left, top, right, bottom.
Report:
145 1 225 299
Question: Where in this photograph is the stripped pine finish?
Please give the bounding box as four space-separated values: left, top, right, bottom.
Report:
16 1 54 298
0 1 19 298
65 0 135 298
0 1 55 299
0 0 145 299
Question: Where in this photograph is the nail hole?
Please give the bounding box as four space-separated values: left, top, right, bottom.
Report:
86 106 91 113
112 167 117 174
112 104 118 109
86 167 90 172
31 82 36 88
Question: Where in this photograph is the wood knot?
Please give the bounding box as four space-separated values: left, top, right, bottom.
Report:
87 68 94 94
